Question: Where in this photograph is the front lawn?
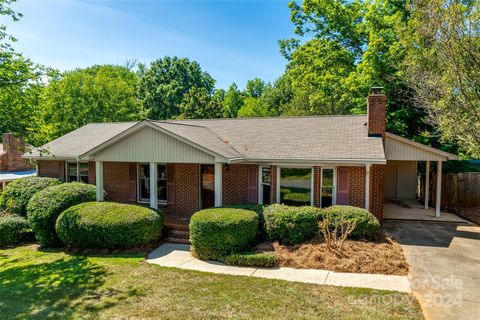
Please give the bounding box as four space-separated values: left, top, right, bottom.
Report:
0 245 423 319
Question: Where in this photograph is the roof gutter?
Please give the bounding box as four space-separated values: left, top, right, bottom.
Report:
227 157 387 165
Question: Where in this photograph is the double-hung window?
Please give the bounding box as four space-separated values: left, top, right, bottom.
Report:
138 164 167 203
66 162 89 183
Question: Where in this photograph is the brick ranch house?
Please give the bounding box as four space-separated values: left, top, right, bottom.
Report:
24 90 457 226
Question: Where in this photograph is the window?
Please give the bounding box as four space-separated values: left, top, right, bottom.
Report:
67 162 89 183
138 164 167 203
261 167 271 205
280 168 312 206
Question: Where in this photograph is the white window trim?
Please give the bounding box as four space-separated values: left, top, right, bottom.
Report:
65 161 88 183
320 167 337 208
137 163 168 205
276 166 314 206
258 166 272 205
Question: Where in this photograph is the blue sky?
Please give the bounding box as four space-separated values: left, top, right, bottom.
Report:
6 0 296 89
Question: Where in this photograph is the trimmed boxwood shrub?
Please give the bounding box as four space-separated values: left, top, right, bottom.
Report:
56 202 163 249
27 182 96 247
0 213 31 247
264 204 322 245
189 208 258 260
222 204 265 238
223 252 277 268
321 205 380 239
0 177 61 216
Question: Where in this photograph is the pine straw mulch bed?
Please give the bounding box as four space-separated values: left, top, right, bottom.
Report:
254 234 409 276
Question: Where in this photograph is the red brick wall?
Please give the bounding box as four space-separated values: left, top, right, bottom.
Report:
370 164 385 220
222 164 250 205
313 166 321 207
367 94 387 141
37 160 65 181
164 163 200 219
340 166 366 209
103 162 132 203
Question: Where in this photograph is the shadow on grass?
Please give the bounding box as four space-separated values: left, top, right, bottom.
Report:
0 255 106 319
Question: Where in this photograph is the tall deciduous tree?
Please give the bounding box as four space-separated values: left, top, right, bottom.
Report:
283 0 429 139
178 87 223 119
33 65 145 145
285 39 356 115
139 57 215 119
403 0 480 158
223 83 244 118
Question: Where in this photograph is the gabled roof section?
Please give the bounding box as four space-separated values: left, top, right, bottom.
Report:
79 120 239 161
24 122 138 159
385 132 458 161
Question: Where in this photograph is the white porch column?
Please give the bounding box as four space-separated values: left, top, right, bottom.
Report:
95 161 104 201
149 162 158 209
365 164 371 210
214 162 222 207
424 161 430 209
2 181 6 191
435 161 442 217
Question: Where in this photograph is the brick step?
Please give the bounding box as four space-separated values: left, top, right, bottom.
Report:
165 236 190 244
164 223 189 232
168 229 189 238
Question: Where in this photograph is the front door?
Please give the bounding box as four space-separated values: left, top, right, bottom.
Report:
321 168 336 208
201 165 215 209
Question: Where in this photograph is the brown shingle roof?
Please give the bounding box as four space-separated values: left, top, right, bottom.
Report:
25 116 386 162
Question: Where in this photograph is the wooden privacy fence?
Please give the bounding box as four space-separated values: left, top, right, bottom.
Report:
431 172 480 208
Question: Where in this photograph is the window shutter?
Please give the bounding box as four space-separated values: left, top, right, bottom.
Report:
128 163 137 202
337 168 349 205
88 161 96 185
247 166 258 204
167 164 175 204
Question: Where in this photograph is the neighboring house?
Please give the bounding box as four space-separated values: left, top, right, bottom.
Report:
0 133 36 191
24 89 457 224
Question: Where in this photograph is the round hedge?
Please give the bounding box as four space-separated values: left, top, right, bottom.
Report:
56 202 163 249
321 205 380 239
189 208 258 260
0 214 31 247
27 182 96 247
0 177 61 216
264 204 322 245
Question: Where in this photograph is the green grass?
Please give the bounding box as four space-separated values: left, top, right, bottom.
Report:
0 245 423 319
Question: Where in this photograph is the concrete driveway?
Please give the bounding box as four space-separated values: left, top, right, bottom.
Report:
383 220 480 320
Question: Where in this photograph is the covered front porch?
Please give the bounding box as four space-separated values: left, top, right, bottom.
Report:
383 133 459 220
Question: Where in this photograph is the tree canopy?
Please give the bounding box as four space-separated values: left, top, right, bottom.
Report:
32 65 145 145
139 57 215 120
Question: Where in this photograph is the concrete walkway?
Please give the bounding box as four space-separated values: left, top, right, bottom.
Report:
146 243 411 293
384 220 480 320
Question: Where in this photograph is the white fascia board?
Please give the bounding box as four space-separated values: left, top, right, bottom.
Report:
227 158 386 165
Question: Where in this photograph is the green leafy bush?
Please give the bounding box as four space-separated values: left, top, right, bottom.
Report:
0 214 31 247
321 205 380 239
56 202 163 249
0 177 61 216
222 204 265 237
264 204 322 245
189 208 258 260
223 252 277 267
27 182 96 247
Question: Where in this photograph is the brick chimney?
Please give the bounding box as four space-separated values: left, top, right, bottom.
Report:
0 133 34 172
367 87 386 141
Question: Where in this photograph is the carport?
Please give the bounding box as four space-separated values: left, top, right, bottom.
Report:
384 133 459 218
